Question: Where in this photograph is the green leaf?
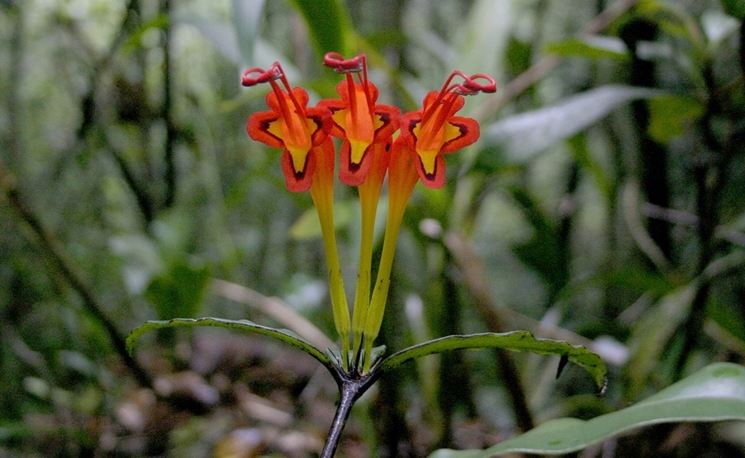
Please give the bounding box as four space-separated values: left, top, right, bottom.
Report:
429 363 745 457
722 0 745 19
647 95 704 143
127 317 332 368
545 35 629 61
483 85 659 162
287 0 352 57
145 259 210 320
379 331 607 391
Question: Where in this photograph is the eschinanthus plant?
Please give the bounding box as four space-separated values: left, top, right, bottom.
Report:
241 52 496 374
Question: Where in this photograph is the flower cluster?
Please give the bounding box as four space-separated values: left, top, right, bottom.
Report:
242 53 495 372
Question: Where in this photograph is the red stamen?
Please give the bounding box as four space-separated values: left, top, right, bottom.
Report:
421 71 497 124
324 52 374 116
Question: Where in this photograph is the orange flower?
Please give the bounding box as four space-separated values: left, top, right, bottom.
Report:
242 62 331 192
320 52 399 186
400 71 496 188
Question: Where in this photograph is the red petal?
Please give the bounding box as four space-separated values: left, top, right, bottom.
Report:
316 99 347 138
415 153 446 189
372 104 400 143
306 106 332 146
441 116 479 153
399 112 422 150
247 111 283 148
338 140 373 186
280 149 315 192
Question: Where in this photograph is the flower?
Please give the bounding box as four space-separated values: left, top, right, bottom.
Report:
242 56 496 373
242 62 352 368
242 62 332 192
320 52 399 186
400 71 496 188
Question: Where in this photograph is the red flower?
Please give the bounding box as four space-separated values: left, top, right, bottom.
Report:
242 62 332 192
320 52 399 186
400 71 496 188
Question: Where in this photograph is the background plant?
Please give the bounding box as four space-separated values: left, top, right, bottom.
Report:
2 0 745 456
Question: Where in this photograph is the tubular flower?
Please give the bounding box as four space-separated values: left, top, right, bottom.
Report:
242 54 497 373
400 71 496 188
242 62 331 192
320 52 399 186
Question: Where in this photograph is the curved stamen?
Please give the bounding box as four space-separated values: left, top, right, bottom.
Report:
324 52 374 116
241 66 279 87
463 73 497 93
421 71 497 124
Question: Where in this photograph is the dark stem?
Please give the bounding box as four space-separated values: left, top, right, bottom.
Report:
674 61 734 376
162 0 177 208
73 0 155 225
110 146 155 223
321 368 379 458
0 166 153 388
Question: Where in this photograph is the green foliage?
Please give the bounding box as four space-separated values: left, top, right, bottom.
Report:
287 0 353 57
3 0 745 455
722 0 745 19
126 317 332 367
647 95 704 143
429 363 745 457
380 331 607 391
144 259 210 320
482 85 658 163
546 35 630 60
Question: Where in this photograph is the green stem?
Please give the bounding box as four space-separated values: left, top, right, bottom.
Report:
350 186 378 363
362 206 404 372
311 175 351 370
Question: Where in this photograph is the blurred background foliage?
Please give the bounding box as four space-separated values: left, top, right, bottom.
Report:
1 0 745 456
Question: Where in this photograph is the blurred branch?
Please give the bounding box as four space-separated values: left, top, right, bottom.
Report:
211 279 334 351
642 202 745 248
6 1 23 174
162 0 177 208
622 180 671 273
675 61 739 376
0 164 153 388
71 0 155 225
473 0 638 120
444 232 535 432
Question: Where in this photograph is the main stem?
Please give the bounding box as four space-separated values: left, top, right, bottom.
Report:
321 370 379 458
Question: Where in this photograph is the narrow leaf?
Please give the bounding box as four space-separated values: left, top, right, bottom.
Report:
546 35 629 60
379 331 607 391
483 85 658 162
429 363 745 457
127 317 332 368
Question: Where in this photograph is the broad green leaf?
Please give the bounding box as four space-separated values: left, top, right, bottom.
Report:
648 95 704 143
546 35 629 61
483 85 659 162
379 331 607 391
287 0 352 58
429 363 745 457
127 317 332 368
